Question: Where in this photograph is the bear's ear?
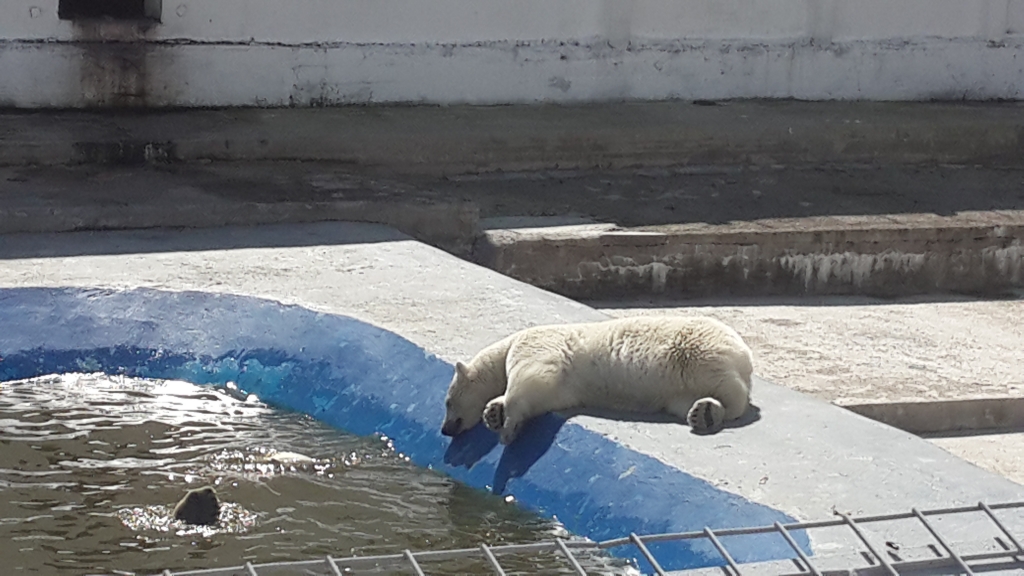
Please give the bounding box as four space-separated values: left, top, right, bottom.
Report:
455 361 470 379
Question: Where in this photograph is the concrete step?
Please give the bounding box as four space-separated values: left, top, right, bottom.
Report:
840 397 1024 435
477 212 1024 299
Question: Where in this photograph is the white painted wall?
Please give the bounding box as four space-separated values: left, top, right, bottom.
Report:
2 0 1024 107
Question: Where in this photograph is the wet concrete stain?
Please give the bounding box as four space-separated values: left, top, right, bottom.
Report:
70 9 160 107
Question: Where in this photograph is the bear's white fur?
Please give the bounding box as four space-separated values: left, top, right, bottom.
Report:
440 316 754 444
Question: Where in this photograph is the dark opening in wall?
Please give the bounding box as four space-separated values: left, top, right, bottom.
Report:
58 0 162 21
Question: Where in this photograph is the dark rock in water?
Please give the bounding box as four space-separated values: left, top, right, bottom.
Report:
173 486 220 526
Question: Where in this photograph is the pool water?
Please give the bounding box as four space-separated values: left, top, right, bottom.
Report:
0 373 631 575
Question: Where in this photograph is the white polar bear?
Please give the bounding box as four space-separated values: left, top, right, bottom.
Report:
440 316 754 445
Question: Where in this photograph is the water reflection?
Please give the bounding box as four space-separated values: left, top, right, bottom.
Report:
0 373 630 575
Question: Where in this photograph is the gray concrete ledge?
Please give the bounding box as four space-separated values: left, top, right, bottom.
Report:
477 212 1024 299
841 397 1024 435
4 101 1024 173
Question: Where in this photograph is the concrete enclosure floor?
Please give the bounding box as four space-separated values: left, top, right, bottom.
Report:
595 297 1024 486
593 296 1024 405
2 222 1023 571
3 159 1023 488
3 100 1024 571
5 162 1024 232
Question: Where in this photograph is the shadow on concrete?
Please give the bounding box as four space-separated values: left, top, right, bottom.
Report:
442 422 500 469
443 405 762 494
563 403 762 435
0 164 477 259
445 165 1024 228
920 426 1024 440
585 292 1024 308
441 416 569 495
6 162 1024 259
0 221 407 260
492 414 567 494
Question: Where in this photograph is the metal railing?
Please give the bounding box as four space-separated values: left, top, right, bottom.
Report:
143 500 1024 576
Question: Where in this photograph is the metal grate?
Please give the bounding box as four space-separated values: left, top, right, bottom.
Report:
142 501 1024 576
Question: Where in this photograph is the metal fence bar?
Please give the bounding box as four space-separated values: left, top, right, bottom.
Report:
703 527 743 576
556 537 589 575
325 555 344 576
146 500 1024 576
862 549 1021 575
480 543 507 576
157 544 1024 576
773 521 821 576
599 501 1024 549
979 501 1024 557
912 508 974 575
836 512 899 576
403 549 427 576
629 533 667 576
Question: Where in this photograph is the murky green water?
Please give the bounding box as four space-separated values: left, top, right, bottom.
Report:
0 373 631 575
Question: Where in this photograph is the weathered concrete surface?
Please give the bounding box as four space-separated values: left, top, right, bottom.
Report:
1 223 1023 566
0 165 479 255
932 432 1024 487
437 164 1024 226
843 398 1024 435
8 1 1024 107
4 163 1024 299
480 213 1024 298
3 102 1024 172
457 164 1024 298
596 297 1024 486
593 296 1024 406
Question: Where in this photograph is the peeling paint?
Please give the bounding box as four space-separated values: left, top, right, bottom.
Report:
983 240 1024 283
578 258 671 293
779 251 929 291
70 19 157 108
491 228 1024 299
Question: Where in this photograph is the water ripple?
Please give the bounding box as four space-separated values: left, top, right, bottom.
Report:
0 373 625 575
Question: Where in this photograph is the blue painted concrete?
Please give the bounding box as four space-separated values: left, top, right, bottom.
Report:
0 287 809 572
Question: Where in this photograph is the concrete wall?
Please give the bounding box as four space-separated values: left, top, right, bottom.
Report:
2 0 1024 107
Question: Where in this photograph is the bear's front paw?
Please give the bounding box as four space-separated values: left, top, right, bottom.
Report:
498 426 519 446
687 397 726 434
482 398 506 432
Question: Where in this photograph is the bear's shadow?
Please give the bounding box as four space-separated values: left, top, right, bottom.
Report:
568 403 763 436
442 404 761 494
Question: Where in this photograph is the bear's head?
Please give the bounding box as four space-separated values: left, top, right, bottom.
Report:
440 360 495 437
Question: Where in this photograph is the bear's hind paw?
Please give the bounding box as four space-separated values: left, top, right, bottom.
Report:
687 397 726 434
482 398 506 432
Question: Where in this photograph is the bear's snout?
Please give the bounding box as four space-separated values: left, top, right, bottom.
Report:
440 417 463 437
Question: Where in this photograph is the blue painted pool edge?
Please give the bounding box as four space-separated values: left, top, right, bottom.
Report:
0 287 811 572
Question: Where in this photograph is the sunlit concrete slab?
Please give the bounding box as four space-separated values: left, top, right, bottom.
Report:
0 222 1021 573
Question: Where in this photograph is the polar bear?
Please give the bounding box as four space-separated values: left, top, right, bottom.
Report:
440 316 753 445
